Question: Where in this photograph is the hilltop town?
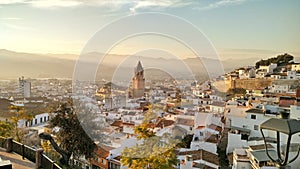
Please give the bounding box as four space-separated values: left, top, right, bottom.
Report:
1 53 300 169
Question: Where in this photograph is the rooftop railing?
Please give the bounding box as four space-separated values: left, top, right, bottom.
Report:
0 136 62 169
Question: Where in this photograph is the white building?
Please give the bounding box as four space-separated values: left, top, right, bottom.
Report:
238 67 256 79
178 149 219 169
187 112 223 156
227 108 275 153
258 63 277 74
290 63 300 71
209 101 225 114
287 70 300 80
18 113 50 128
18 76 31 98
176 115 195 135
231 148 251 169
268 84 291 94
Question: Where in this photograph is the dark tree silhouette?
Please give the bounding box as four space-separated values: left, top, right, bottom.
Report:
255 53 294 68
40 101 96 166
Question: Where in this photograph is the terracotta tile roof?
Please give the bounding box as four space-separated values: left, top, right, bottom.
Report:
205 134 219 144
122 122 135 126
193 162 216 169
177 118 194 127
245 108 264 114
279 97 296 107
207 124 222 133
110 120 123 127
211 101 225 107
196 126 205 129
155 119 175 128
147 123 156 128
177 149 219 166
95 144 114 158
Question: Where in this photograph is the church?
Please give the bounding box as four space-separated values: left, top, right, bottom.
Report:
129 61 145 98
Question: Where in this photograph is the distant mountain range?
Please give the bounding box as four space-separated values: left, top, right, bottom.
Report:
0 49 299 81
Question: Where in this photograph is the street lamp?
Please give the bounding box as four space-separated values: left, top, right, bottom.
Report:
260 111 300 169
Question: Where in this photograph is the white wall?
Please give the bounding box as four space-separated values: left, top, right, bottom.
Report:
231 113 270 138
232 160 251 169
190 141 217 154
227 133 248 154
290 105 300 120
18 112 50 127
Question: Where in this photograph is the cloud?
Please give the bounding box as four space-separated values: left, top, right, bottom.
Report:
0 0 25 5
0 0 83 8
197 0 247 10
0 0 191 9
1 17 23 20
28 0 82 8
3 23 35 30
129 0 190 14
0 0 247 11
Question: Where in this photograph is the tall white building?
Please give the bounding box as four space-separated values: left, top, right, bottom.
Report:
18 76 31 98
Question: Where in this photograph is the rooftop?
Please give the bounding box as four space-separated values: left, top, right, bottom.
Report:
245 108 264 114
251 150 277 162
177 118 194 127
177 149 219 166
249 144 274 151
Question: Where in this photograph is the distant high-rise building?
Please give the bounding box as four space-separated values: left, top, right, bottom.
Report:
130 61 145 98
18 76 31 98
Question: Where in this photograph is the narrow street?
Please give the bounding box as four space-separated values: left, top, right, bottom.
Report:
218 128 230 169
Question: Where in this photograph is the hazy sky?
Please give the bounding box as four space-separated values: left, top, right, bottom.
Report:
0 0 300 58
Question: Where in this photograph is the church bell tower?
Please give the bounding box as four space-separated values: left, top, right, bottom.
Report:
131 61 145 98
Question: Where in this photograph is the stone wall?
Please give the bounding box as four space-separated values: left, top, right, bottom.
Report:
231 78 273 90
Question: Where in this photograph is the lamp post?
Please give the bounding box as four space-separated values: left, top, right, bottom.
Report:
260 111 300 169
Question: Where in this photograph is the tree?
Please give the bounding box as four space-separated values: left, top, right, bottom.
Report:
41 140 60 161
227 88 246 95
121 105 179 168
0 121 13 138
9 106 33 142
134 107 156 140
255 53 294 68
121 134 179 169
177 134 194 148
134 122 155 140
42 101 96 166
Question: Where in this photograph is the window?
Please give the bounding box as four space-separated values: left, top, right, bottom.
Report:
254 125 259 130
35 119 37 125
92 165 100 169
110 163 120 169
102 159 106 165
251 114 256 119
199 132 203 136
241 134 249 140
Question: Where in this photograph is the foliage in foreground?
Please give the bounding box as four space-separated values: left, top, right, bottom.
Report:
0 121 13 138
121 105 179 169
47 101 97 165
